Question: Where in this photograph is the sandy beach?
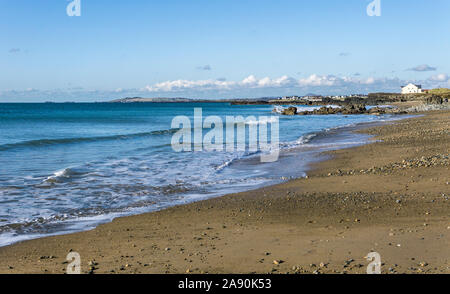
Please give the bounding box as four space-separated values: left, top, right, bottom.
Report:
0 110 448 274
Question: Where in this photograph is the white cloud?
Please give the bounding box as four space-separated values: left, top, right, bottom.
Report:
428 73 448 82
297 75 387 87
139 74 409 98
242 75 297 88
143 75 298 92
299 74 335 86
241 75 257 85
364 77 376 84
143 79 234 92
2 73 449 101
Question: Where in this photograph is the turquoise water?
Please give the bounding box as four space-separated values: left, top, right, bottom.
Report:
0 102 399 245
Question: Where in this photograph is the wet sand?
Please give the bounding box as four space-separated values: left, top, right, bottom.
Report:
0 110 449 274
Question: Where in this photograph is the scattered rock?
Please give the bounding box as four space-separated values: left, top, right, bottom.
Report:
273 260 283 265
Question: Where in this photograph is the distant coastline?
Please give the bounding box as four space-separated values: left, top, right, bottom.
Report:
107 97 278 104
108 89 450 108
4 88 448 107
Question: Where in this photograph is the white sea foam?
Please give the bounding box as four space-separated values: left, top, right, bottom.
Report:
245 116 278 125
44 167 89 183
272 105 341 114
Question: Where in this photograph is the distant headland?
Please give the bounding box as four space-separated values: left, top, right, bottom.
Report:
108 88 450 107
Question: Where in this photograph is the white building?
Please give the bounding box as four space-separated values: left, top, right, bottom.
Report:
401 83 422 94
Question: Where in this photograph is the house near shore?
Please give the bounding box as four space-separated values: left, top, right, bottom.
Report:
280 96 301 101
401 83 422 94
303 95 323 102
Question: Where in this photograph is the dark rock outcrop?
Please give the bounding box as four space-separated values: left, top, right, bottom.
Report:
281 107 298 115
282 104 409 116
340 104 367 115
368 107 387 115
425 95 444 105
296 105 368 116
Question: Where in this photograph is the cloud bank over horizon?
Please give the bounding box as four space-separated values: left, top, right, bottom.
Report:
1 73 449 102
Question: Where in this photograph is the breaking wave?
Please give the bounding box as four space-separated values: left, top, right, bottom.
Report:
0 128 180 151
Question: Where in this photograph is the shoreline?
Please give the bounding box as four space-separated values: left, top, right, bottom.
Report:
0 114 407 248
0 110 448 274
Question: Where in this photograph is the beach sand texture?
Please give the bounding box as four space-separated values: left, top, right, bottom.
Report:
0 111 448 274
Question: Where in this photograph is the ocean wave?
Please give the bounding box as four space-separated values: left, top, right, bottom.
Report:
278 133 317 149
44 167 90 183
0 128 181 151
245 116 279 125
215 156 243 171
215 133 318 172
215 158 235 171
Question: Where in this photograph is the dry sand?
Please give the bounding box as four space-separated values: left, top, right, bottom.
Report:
0 110 448 274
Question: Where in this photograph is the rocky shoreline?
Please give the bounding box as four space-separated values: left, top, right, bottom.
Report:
278 97 450 116
279 105 408 116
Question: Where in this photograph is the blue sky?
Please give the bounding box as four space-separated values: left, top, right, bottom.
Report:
1 0 449 101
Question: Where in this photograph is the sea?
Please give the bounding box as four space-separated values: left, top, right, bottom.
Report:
0 102 404 246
